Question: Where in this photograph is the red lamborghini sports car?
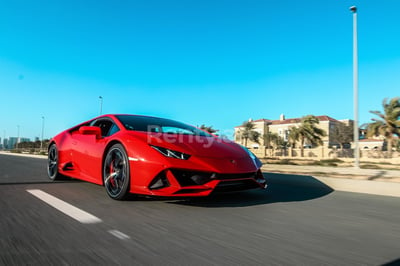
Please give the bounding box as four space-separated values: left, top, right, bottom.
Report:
47 114 267 200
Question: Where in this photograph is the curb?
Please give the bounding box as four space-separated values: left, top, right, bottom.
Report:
0 151 47 159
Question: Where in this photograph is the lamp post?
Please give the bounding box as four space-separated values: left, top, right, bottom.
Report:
350 6 359 168
16 125 20 149
40 116 45 151
99 96 103 115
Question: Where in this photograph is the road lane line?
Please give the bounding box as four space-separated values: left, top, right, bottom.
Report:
108 230 130 240
26 189 102 224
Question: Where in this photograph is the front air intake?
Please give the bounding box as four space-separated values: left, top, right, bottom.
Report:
149 171 170 190
171 170 215 186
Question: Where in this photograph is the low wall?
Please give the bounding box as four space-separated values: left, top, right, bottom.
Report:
251 147 400 163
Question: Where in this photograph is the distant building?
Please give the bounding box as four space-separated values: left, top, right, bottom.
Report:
235 114 354 149
3 138 9 149
6 137 31 149
357 123 388 150
8 137 18 149
359 138 384 150
20 137 30 143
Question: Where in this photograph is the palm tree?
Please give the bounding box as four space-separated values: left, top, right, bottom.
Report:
367 97 400 157
263 131 275 149
290 115 326 157
288 127 300 148
238 120 260 148
264 131 279 156
287 127 300 156
199 124 218 134
274 135 287 156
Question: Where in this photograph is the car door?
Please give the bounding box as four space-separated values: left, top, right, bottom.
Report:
71 118 119 183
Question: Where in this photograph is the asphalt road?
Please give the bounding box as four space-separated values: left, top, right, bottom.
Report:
1 154 400 265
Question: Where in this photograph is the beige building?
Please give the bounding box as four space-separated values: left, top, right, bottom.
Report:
359 138 384 150
234 114 354 149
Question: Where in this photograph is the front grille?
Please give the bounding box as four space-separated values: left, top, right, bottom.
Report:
171 170 214 186
173 189 210 194
213 179 260 193
171 169 259 187
216 172 257 180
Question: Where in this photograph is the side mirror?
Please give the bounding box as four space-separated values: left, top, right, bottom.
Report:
79 126 102 139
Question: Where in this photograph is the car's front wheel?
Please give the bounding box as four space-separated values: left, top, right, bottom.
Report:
103 144 130 200
47 144 63 181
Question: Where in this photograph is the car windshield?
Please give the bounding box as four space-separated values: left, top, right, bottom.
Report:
115 115 212 137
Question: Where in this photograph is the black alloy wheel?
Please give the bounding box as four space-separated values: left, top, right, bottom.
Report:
103 144 130 200
47 144 62 180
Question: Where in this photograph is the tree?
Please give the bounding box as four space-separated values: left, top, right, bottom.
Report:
263 131 275 149
367 97 400 157
199 124 218 134
238 120 260 148
273 134 287 156
396 138 400 152
264 131 280 156
288 127 300 148
13 139 50 151
289 115 326 157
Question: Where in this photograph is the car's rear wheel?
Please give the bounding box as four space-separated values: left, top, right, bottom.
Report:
103 144 130 200
47 144 63 181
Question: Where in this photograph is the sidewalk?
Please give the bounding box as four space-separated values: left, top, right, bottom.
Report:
262 164 400 198
262 164 400 183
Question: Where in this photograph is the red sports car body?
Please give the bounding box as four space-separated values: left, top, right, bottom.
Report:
47 114 267 200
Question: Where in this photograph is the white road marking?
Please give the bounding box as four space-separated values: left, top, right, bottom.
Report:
108 229 130 240
26 189 102 224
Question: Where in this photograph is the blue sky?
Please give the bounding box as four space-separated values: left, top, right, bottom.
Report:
1 0 399 140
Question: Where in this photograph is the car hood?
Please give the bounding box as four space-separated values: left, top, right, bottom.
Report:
129 132 249 159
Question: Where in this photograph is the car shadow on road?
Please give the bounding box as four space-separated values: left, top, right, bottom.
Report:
382 258 400 266
167 173 334 208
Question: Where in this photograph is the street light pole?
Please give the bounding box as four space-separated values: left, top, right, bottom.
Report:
40 116 45 151
17 125 20 149
99 96 103 115
350 6 359 168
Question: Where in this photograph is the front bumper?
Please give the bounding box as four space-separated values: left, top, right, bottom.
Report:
131 166 267 197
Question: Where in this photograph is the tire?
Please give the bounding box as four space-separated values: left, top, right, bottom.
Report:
103 144 130 200
47 144 63 181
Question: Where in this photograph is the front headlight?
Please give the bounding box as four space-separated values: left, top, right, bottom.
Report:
150 145 191 160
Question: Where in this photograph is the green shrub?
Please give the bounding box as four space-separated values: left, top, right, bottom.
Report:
361 164 381 169
320 159 344 164
275 159 297 165
307 160 338 167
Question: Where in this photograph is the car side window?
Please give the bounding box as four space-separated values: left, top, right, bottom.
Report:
91 119 119 137
107 124 120 136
